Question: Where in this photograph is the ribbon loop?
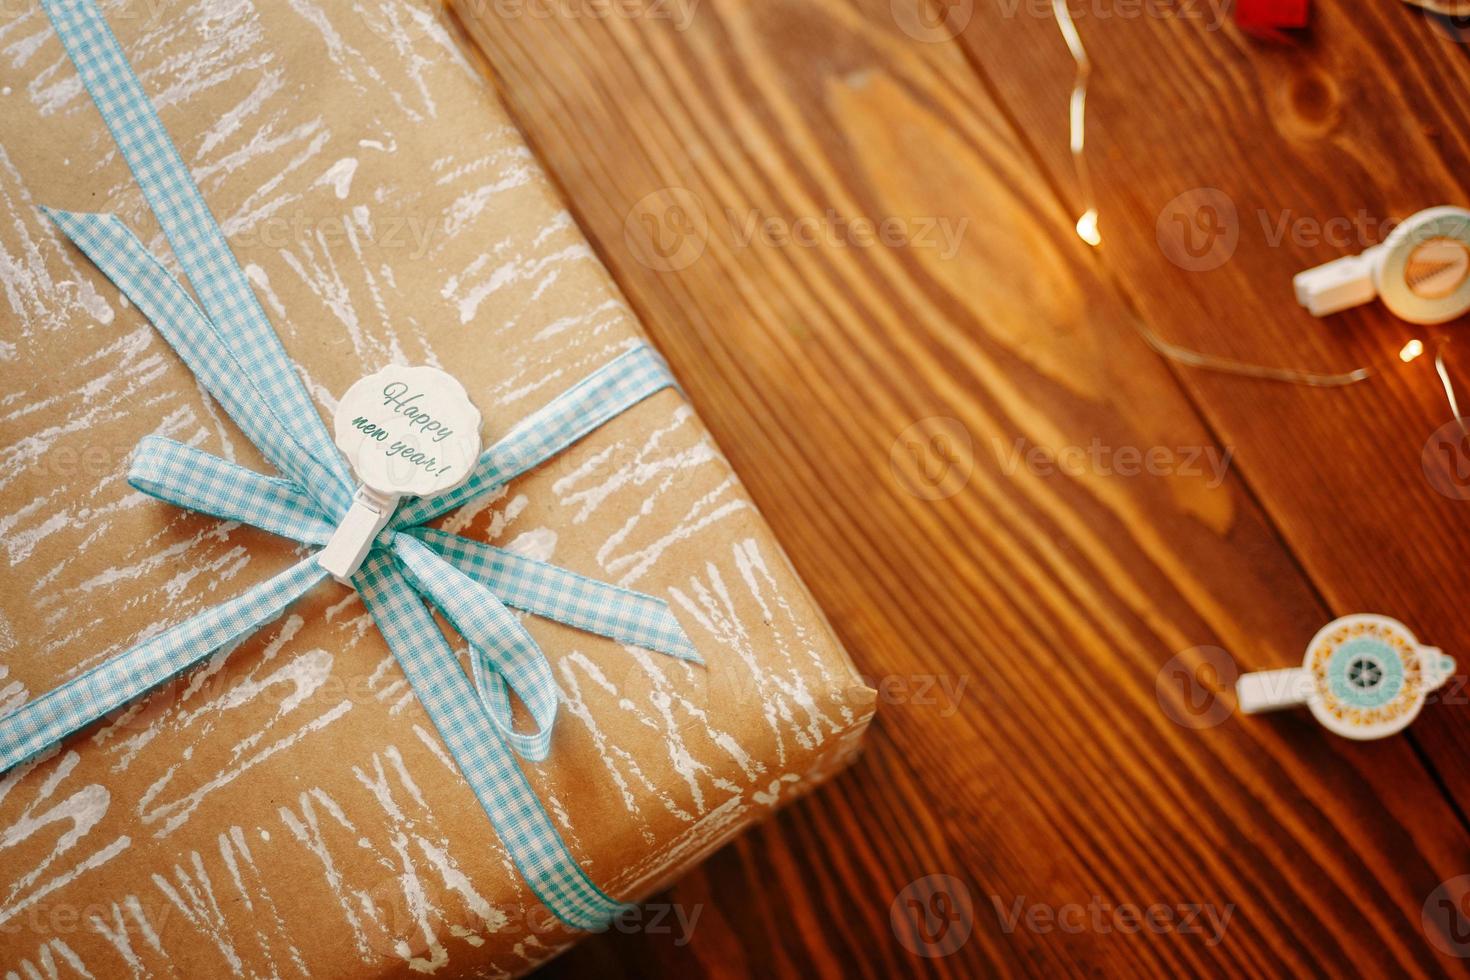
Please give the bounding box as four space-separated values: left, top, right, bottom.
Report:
42 209 353 517
354 552 631 929
413 527 700 663
129 436 335 546
393 533 559 761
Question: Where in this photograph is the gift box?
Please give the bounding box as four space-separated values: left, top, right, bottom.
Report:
0 1 873 975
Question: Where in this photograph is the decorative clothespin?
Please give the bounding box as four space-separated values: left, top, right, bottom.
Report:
1237 614 1456 739
319 366 482 583
1294 206 1470 325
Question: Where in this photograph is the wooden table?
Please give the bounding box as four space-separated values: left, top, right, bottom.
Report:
450 0 1470 974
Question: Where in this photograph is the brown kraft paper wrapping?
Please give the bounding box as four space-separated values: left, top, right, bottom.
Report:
0 2 875 975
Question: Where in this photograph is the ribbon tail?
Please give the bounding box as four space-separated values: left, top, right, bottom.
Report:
129 436 335 546
396 344 678 528
40 0 353 519
411 527 700 664
43 209 350 510
354 551 630 931
0 556 326 773
393 534 559 762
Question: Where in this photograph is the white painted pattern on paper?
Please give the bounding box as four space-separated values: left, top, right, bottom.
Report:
0 1 868 975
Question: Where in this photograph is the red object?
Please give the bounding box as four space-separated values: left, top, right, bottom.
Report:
1235 0 1310 39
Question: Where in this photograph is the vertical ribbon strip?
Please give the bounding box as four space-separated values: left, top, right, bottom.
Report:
41 0 354 518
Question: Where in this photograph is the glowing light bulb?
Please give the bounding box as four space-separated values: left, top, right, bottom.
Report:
1399 339 1425 363
1075 209 1100 247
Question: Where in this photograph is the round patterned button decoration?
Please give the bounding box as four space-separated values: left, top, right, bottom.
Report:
1327 637 1403 710
1305 616 1454 739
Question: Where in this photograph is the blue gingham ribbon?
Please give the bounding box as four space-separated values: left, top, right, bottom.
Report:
0 0 700 930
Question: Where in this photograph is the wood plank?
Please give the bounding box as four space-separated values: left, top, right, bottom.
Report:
446 0 1470 974
948 0 1470 804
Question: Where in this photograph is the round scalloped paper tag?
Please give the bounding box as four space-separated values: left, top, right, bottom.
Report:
332 365 482 498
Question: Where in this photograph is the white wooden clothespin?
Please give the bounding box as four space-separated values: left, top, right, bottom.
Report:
319 365 482 584
1294 206 1470 325
1237 614 1456 740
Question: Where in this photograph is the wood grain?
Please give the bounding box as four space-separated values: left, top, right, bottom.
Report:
951 0 1470 810
447 0 1470 974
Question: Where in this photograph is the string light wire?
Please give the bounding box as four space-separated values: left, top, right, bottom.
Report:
1047 0 1467 412
1435 341 1468 433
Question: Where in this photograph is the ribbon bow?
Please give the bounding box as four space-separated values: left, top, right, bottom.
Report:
0 0 698 930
